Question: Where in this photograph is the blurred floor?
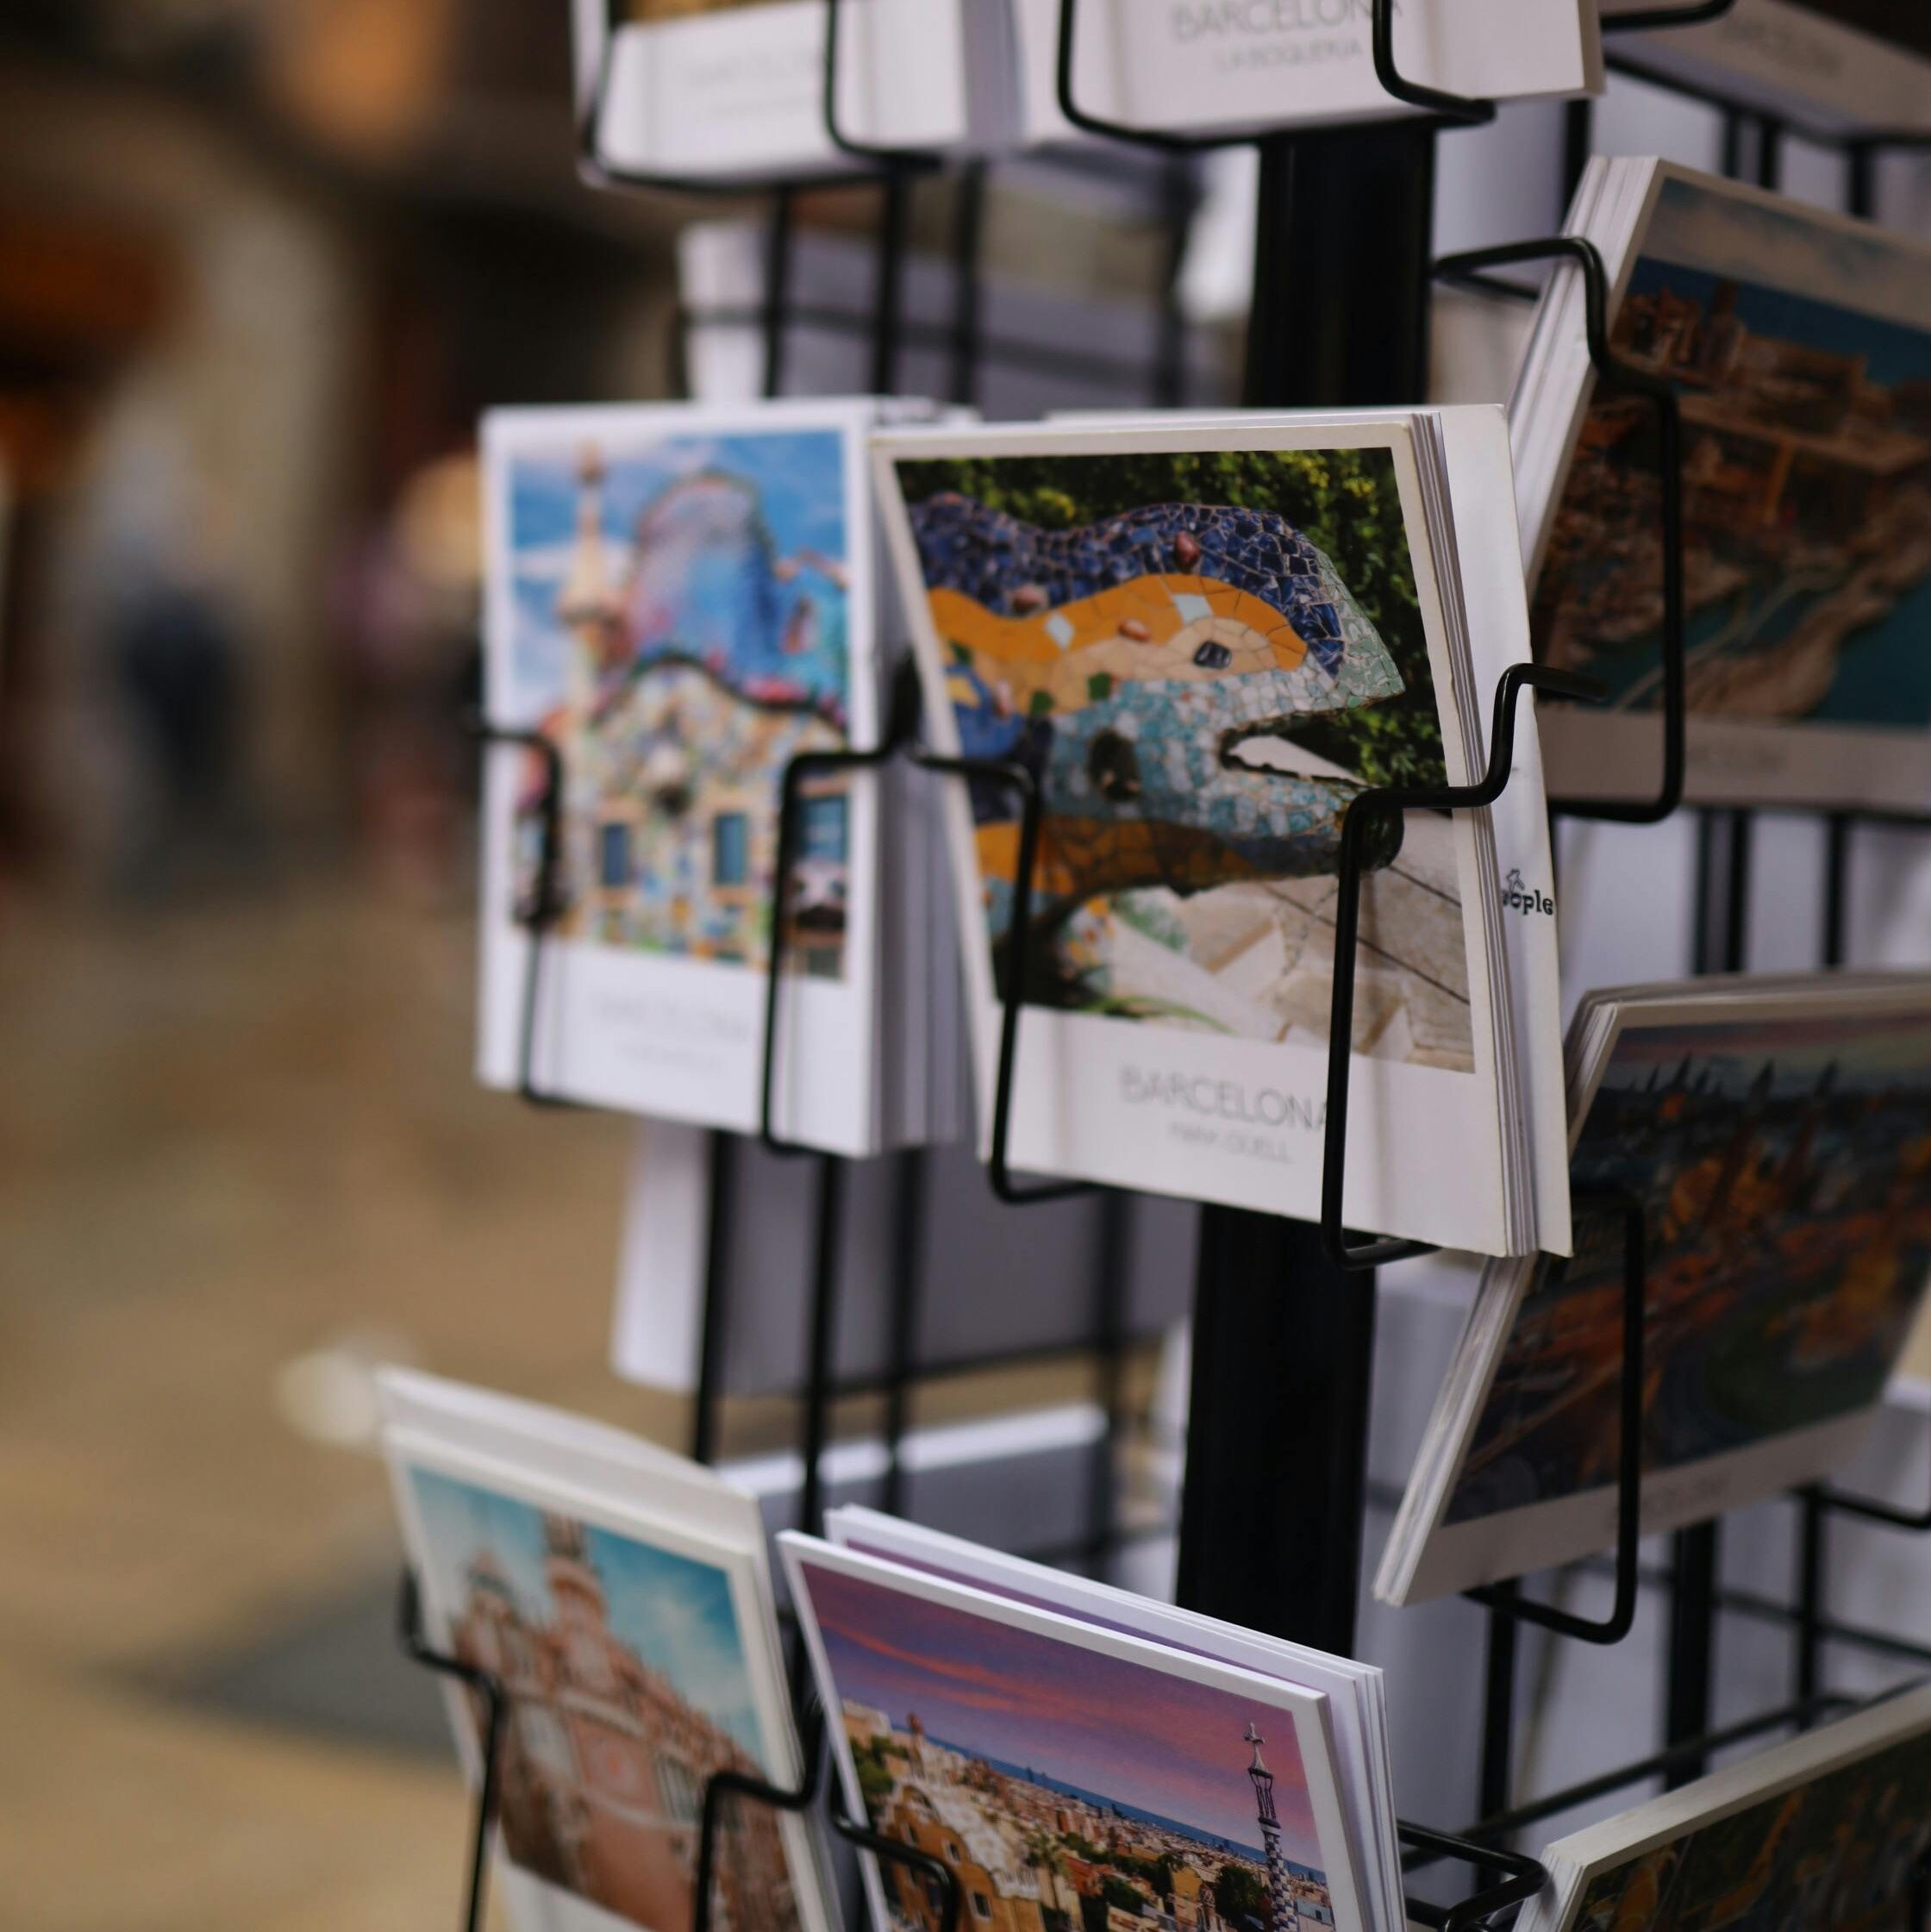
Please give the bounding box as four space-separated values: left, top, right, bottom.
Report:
0 881 645 1930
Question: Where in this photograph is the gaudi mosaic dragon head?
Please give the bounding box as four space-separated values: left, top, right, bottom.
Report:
908 494 1409 939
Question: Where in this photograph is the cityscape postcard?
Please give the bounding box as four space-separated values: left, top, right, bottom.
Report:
1380 977 1931 1604
783 1535 1369 1932
392 1448 828 1932
1534 163 1931 810
1517 1683 1931 1932
478 401 886 1150
872 416 1540 1247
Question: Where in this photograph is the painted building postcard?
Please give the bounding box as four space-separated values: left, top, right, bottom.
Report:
873 417 1534 1249
394 1455 828 1932
1534 165 1931 810
1383 978 1931 1604
478 401 885 1151
783 1536 1367 1932
1517 1684 1931 1932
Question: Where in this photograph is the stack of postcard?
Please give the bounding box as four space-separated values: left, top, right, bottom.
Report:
1038 0 1603 141
478 397 956 1154
1511 159 1931 812
1597 0 1931 135
872 411 1572 1257
1515 1683 1931 1931
783 1508 1408 1932
1376 972 1931 1607
378 1369 834 1932
574 0 1022 184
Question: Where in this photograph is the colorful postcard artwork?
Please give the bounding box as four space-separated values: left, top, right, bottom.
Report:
1443 1012 1931 1529
1535 177 1931 734
1567 1727 1931 1932
505 428 851 977
802 1557 1334 1932
406 1467 802 1932
895 448 1473 1068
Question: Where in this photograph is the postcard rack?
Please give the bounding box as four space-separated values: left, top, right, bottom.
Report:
395 1565 1555 1932
448 8 1931 1930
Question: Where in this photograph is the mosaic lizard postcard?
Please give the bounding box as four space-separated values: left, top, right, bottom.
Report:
875 419 1517 1241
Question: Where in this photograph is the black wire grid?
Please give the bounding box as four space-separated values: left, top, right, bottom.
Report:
447 4 1931 1927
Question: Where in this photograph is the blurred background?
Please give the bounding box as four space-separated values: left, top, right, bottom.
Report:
7 5 1931 1927
0 9 1225 1924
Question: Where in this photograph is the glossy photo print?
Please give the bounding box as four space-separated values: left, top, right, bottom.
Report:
790 1547 1347 1932
499 423 852 977
1557 1723 1931 1932
1447 1011 1931 1528
1535 172 1931 804
404 1465 805 1932
891 446 1473 1070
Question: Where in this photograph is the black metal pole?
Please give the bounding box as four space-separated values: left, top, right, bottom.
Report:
1177 1212 1379 1642
945 163 987 408
760 187 796 399
1245 124 1437 409
691 1132 739 1464
1561 100 1594 206
870 166 914 395
1174 122 1434 1653
798 1156 849 1535
880 1150 928 1517
1481 1582 1522 1821
1669 808 1752 1775
1084 1191 1132 1572
1151 154 1195 410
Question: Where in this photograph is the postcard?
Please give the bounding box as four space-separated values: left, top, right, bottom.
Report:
1052 0 1599 139
1522 161 1931 811
822 1505 1406 1932
782 1534 1370 1932
1378 975 1931 1605
1596 0 1931 136
578 0 986 183
478 399 891 1152
872 415 1564 1254
1517 1683 1931 1932
384 1382 831 1932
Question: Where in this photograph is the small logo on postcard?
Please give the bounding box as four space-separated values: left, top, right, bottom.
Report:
1501 867 1555 918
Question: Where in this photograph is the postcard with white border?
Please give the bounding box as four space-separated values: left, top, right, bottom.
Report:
1524 161 1931 812
478 398 886 1153
781 1532 1370 1932
872 417 1526 1250
385 1422 831 1932
822 1504 1405 1932
1379 975 1931 1605
1516 1683 1931 1932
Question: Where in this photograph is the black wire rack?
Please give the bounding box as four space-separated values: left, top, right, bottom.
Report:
445 6 1931 1929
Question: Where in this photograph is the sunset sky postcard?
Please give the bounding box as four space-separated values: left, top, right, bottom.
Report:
797 1555 1327 1871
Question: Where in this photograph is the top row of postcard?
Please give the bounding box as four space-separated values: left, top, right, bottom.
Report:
578 1 1931 182
578 0 1614 179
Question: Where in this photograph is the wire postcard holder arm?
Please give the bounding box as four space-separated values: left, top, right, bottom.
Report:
1463 1185 1650 1646
691 1702 963 1932
397 1571 508 1932
471 719 570 1109
1433 234 1688 828
757 663 1088 1206
1317 661 1608 1275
